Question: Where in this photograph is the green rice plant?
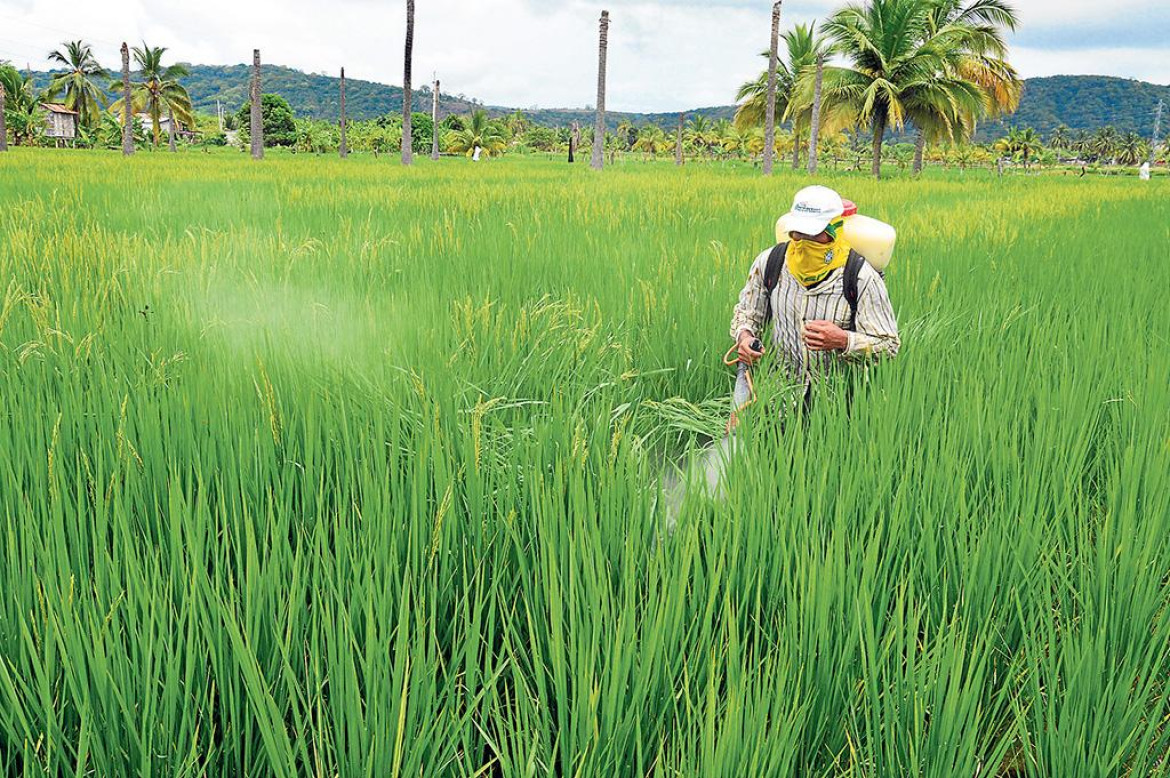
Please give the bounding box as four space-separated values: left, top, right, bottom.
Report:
0 148 1167 776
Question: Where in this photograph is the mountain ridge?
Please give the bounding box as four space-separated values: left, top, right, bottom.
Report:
27 63 1169 141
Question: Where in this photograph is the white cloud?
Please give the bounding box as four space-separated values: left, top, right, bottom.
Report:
0 0 1166 113
1012 45 1170 86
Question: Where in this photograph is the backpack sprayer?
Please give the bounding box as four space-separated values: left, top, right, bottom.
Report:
724 198 896 429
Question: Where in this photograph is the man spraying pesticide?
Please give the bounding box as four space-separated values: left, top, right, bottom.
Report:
726 185 900 427
662 186 900 528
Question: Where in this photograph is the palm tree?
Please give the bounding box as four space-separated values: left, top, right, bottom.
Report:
737 23 832 170
615 118 636 151
46 41 108 129
1091 126 1120 164
684 115 715 158
109 43 194 149
1 64 43 146
998 126 1041 168
821 0 986 178
446 109 506 157
402 0 415 165
909 0 1020 173
633 125 669 159
721 124 751 159
505 111 530 136
1049 124 1071 151
1117 132 1148 166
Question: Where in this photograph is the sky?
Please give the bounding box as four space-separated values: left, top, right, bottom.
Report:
1 0 1168 113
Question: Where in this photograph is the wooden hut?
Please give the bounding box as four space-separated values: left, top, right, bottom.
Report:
41 104 78 146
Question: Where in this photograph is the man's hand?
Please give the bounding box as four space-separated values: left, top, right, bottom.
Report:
736 330 765 364
802 320 849 352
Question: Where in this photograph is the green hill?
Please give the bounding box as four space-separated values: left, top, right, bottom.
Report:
27 63 1168 140
978 75 1170 139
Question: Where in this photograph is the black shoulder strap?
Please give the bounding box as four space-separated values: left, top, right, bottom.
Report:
762 242 787 326
843 249 866 331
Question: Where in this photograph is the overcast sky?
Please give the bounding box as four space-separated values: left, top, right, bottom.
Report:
1 0 1167 112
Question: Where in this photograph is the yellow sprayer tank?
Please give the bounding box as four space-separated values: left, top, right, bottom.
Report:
775 199 896 272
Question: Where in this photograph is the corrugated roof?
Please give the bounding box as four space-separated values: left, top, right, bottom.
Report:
40 103 78 115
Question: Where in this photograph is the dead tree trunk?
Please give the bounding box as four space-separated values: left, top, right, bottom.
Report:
250 49 263 160
676 113 684 166
402 0 415 166
0 84 7 152
762 1 782 176
121 43 134 156
339 67 348 158
431 78 440 160
590 10 609 170
807 54 824 175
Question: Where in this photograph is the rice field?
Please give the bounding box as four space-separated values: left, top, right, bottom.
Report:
1 148 1168 776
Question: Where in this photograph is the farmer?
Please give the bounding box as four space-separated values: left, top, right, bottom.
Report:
729 185 900 386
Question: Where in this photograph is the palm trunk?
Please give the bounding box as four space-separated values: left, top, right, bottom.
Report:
871 113 886 179
762 1 782 176
402 0 415 166
250 49 263 160
152 105 161 149
166 108 176 152
339 67 348 158
791 131 800 170
913 129 925 175
430 78 440 160
590 11 609 170
0 84 7 152
807 55 823 175
121 43 134 156
676 113 684 166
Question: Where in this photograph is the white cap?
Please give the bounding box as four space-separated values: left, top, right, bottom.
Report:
783 185 844 236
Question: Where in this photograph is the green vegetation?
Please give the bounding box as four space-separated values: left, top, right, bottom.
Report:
22 65 1170 144
44 41 108 128
982 75 1170 139
107 43 194 149
236 93 298 147
1 149 1168 775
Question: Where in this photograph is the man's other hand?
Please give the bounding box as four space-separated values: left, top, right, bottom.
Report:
802 320 849 352
736 331 765 364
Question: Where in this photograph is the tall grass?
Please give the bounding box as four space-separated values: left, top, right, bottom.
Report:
0 149 1167 776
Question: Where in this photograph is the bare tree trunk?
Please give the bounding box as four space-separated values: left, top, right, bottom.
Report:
121 43 134 156
167 107 177 152
807 54 823 175
339 67 348 158
430 78 440 160
913 129 925 175
590 10 609 170
676 113 684 166
0 84 7 152
871 113 886 179
762 1 782 176
250 49 263 160
402 0 415 165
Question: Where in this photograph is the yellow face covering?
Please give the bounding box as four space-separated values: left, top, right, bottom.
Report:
786 221 850 288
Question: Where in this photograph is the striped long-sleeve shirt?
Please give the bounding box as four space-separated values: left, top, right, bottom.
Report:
730 247 900 382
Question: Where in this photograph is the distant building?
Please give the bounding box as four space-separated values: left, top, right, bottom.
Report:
41 104 78 144
134 112 193 139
